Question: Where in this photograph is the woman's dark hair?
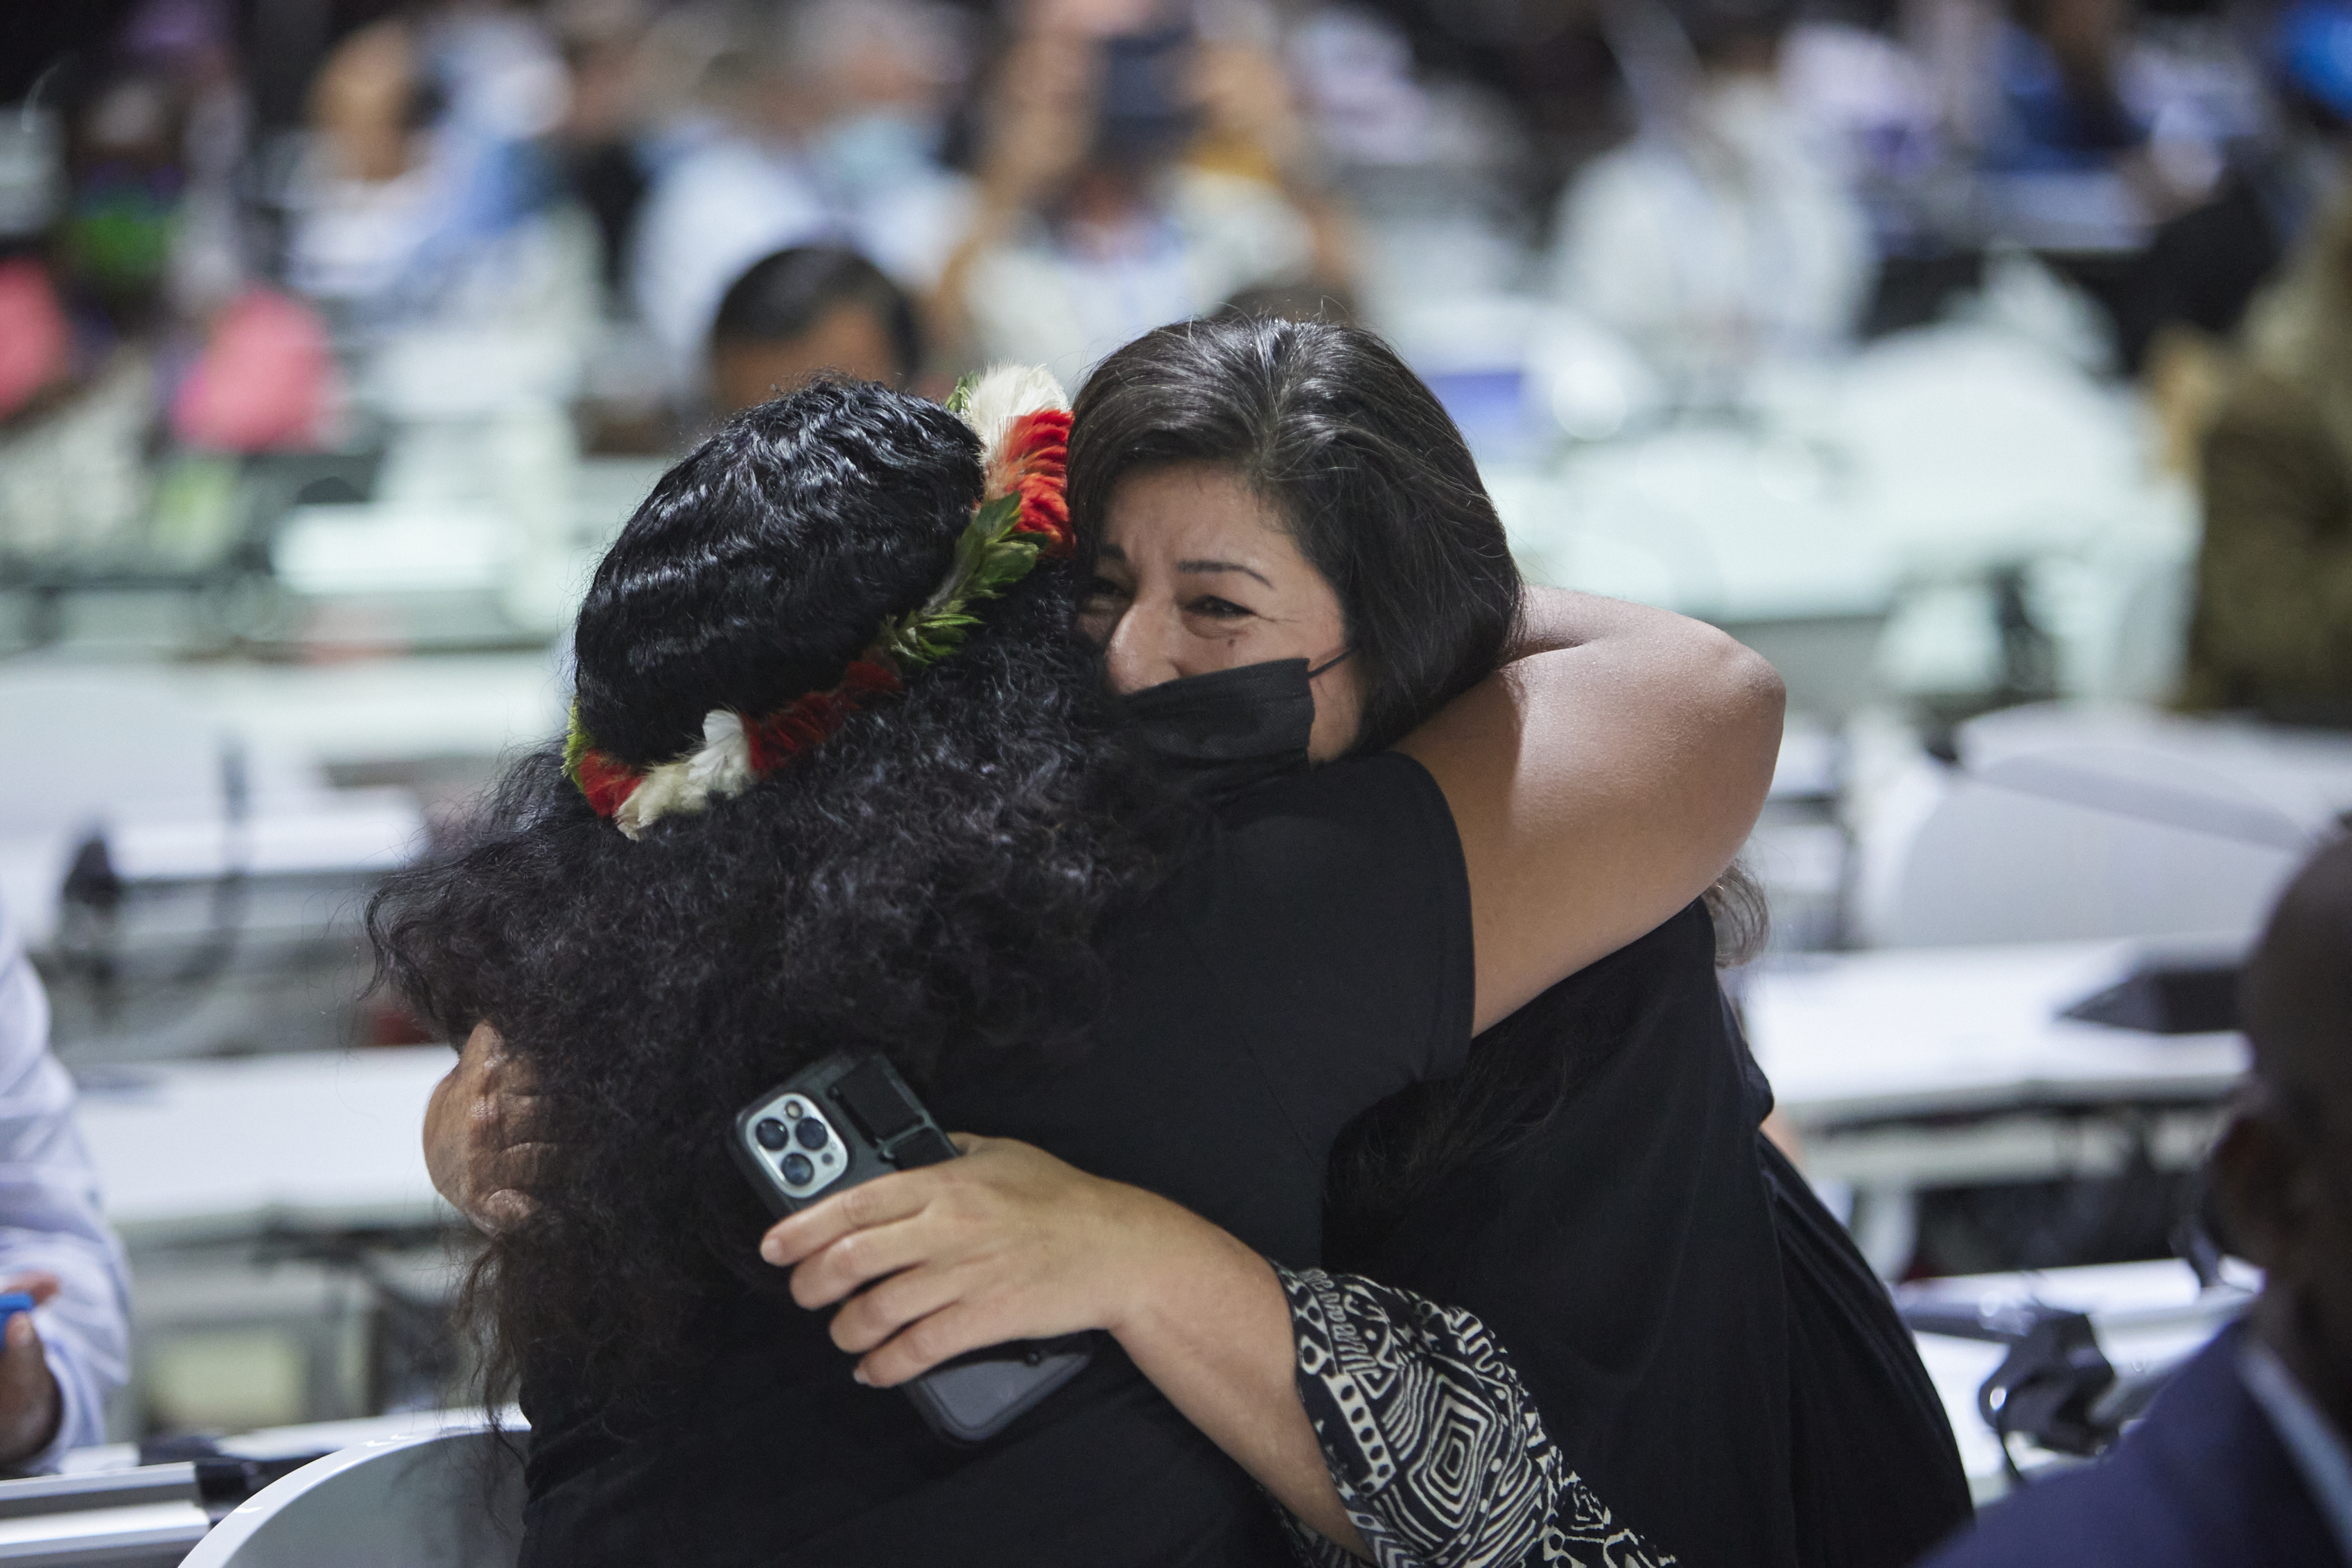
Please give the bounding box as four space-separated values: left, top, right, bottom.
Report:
711 245 923 383
1070 313 1765 1241
1070 313 1522 753
369 379 1185 1409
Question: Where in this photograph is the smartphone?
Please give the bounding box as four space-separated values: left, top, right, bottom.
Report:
731 1051 1095 1445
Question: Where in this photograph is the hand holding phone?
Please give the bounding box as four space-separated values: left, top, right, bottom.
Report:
732 1053 1095 1444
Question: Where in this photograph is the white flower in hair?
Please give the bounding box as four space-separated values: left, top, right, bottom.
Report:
686 708 758 796
612 709 758 839
955 364 1069 468
570 367 1074 839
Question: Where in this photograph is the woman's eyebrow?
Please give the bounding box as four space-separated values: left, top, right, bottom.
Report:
1177 559 1275 588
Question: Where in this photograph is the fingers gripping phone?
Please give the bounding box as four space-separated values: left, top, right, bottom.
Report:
731 1052 1095 1445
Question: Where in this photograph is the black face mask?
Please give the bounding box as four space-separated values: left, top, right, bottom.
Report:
1115 654 1350 803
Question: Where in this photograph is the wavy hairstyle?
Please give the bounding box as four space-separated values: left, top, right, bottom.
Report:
369 379 1190 1409
1069 313 1765 1240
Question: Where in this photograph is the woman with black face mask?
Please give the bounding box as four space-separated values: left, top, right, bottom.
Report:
765 317 1974 1568
386 363 1778 1565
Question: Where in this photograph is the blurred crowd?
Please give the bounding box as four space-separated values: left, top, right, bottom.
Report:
3 0 2351 706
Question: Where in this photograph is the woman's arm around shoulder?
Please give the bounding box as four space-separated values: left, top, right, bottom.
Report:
760 1138 1679 1568
1396 587 1783 1031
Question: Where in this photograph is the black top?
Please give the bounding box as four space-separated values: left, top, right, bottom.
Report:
519 751 1477 1567
1329 904 1971 1567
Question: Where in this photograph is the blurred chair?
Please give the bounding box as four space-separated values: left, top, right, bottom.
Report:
179 1428 523 1568
1855 704 2352 946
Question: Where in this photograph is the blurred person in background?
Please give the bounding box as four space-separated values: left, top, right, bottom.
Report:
110 0 250 326
1983 0 2154 188
108 0 336 456
1550 0 1876 405
547 0 658 297
707 243 927 412
0 896 131 1475
1971 0 2260 268
1922 832 2352 1567
2126 0 2352 379
931 0 1344 387
626 0 970 397
0 71 179 563
282 6 586 331
1777 1 1948 269
2179 192 2352 725
0 3 333 567
3 50 211 559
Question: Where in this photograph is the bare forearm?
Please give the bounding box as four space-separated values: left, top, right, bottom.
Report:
1108 1213 1368 1556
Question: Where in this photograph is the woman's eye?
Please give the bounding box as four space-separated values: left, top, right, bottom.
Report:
1186 596 1252 620
1080 577 1131 604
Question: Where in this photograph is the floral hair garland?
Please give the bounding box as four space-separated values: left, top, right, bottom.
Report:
563 365 1074 839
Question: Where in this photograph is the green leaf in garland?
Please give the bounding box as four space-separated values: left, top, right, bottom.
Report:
945 376 976 418
879 497 1051 672
561 703 593 785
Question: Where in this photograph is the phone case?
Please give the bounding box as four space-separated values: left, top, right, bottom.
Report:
731 1051 1095 1445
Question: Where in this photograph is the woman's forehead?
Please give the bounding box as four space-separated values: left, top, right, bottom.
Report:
1101 464 1294 559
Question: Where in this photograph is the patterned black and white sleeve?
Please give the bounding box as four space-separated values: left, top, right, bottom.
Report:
1269 1265 1675 1568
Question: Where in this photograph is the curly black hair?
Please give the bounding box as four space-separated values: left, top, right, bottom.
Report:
369 379 1192 1411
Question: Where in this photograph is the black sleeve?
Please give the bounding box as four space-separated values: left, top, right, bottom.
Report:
1179 753 1477 1160
1273 1266 1680 1568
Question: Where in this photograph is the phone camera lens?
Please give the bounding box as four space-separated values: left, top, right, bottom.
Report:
794 1118 828 1151
754 1118 789 1151
782 1153 815 1185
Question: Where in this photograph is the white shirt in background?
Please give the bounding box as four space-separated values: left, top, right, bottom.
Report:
0 898 130 1472
959 167 1314 392
1551 74 1875 404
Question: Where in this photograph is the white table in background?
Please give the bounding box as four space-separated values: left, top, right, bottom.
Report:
73 1049 454 1246
1741 941 2247 1270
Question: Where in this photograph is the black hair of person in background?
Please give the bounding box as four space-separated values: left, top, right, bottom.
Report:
1070 311 1971 1568
707 245 923 412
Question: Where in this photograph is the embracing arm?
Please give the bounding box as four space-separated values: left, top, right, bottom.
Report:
1401 588 1783 1032
762 1136 1368 1553
764 1139 1675 1567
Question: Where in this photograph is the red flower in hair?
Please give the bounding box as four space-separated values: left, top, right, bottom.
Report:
991 409 1073 554
743 658 903 774
564 368 1074 834
573 748 643 819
